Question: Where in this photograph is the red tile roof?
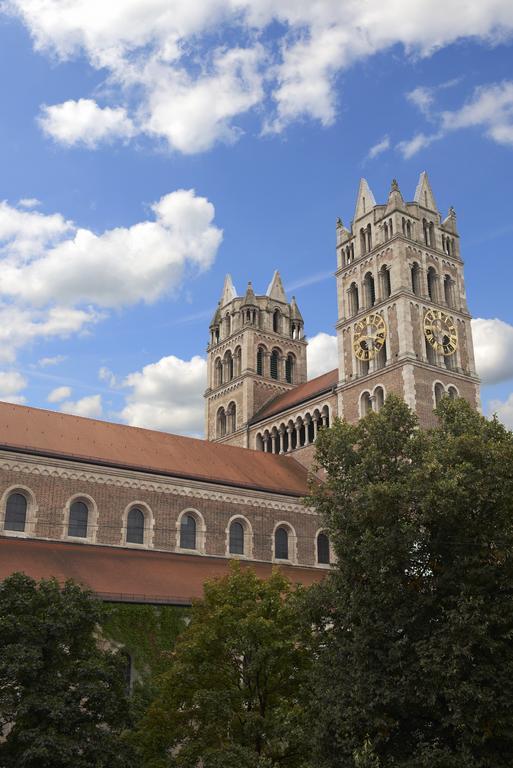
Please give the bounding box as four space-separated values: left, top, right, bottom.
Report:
0 401 309 497
251 368 338 422
0 537 324 605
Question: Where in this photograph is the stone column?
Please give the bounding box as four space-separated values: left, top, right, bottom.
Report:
263 435 269 452
279 427 285 455
271 432 277 454
304 416 311 446
295 420 302 448
286 425 293 452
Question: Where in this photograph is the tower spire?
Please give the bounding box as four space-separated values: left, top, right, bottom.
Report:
354 178 376 220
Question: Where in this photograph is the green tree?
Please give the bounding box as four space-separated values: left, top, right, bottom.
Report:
307 395 513 768
0 573 134 768
136 562 312 768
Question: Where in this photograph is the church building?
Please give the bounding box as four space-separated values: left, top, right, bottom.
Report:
0 173 480 604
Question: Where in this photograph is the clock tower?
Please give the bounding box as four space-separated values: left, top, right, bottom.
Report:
335 173 480 427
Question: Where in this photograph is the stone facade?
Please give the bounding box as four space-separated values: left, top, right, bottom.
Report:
0 450 329 569
221 172 480 465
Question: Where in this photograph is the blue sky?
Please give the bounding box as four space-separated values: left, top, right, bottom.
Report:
0 1 513 435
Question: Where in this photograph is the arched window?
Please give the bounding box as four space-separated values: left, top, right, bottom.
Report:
388 218 393 237
229 521 244 555
384 221 389 241
273 309 281 333
423 218 429 245
360 391 373 416
234 347 242 377
215 358 223 387
217 407 227 438
257 347 264 376
285 354 295 384
434 382 445 407
126 507 144 544
406 220 412 238
427 267 437 302
380 265 392 299
429 222 435 247
447 385 458 400
366 223 372 251
4 492 27 532
317 532 330 565
360 228 367 255
270 349 280 380
224 351 234 382
348 282 359 316
444 275 454 307
363 272 375 308
68 500 88 538
374 386 385 412
227 402 237 433
275 527 289 560
180 514 196 550
411 262 421 296
225 314 231 336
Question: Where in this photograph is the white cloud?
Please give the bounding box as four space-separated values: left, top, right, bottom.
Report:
37 355 67 367
488 393 513 430
60 393 103 418
396 131 442 158
0 371 27 404
39 99 135 147
0 192 221 361
18 197 41 208
472 317 513 385
7 0 513 153
98 366 117 387
120 354 206 436
366 134 390 161
307 332 338 380
1 190 222 308
400 80 513 156
47 385 72 402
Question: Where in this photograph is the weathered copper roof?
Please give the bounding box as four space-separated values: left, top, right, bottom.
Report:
0 537 324 605
251 368 338 423
0 401 309 496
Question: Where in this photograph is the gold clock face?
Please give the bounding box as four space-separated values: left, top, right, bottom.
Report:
424 309 458 356
353 313 387 361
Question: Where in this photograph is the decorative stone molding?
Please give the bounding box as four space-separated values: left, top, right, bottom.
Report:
0 451 313 515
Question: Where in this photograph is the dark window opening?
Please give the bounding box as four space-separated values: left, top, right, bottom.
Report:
229 521 244 555
275 527 289 559
127 507 144 544
4 492 27 532
180 514 196 550
69 500 88 538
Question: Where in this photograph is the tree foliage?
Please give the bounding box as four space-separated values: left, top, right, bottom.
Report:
306 395 513 767
0 573 134 768
136 562 312 768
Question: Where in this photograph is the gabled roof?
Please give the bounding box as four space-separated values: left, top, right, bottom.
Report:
251 368 338 423
0 401 309 497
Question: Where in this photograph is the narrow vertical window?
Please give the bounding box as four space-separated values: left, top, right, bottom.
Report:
275 527 289 559
270 350 279 380
4 493 27 532
257 347 264 376
68 501 88 538
285 354 294 384
180 514 196 550
127 508 145 544
317 533 330 565
229 521 244 555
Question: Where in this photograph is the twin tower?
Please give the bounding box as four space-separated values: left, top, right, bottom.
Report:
204 172 480 464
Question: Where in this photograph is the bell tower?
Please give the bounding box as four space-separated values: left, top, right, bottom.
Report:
335 172 480 427
205 272 308 446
